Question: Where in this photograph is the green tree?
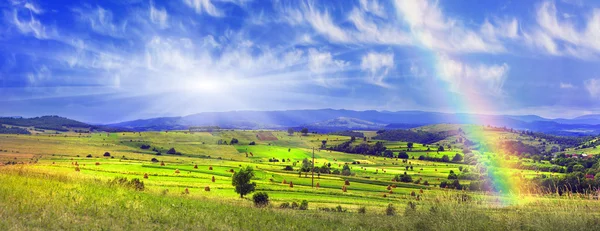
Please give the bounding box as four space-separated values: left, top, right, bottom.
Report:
441 155 450 162
232 166 256 198
301 158 311 172
301 128 309 136
452 153 463 162
287 128 294 136
407 142 413 150
438 146 445 151
321 140 327 149
398 151 409 159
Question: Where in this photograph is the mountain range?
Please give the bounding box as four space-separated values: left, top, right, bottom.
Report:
104 109 600 136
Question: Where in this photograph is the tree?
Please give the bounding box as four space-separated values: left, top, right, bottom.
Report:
418 155 425 160
103 152 111 157
301 128 309 136
287 128 294 136
230 138 239 145
452 153 463 162
342 164 351 176
407 142 414 150
398 151 409 159
232 166 256 198
321 140 327 149
167 148 178 155
441 155 450 162
438 146 445 151
448 170 458 179
383 150 394 158
301 158 311 172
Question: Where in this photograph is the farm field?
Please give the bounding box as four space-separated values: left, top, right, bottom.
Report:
1 128 599 230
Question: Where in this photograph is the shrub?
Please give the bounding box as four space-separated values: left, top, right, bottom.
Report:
86 154 92 158
151 158 159 162
291 202 299 209
108 177 145 191
283 166 294 171
140 144 151 149
299 200 309 210
166 148 178 155
357 206 366 214
249 141 256 145
385 204 396 216
252 192 269 207
279 202 290 209
103 152 110 157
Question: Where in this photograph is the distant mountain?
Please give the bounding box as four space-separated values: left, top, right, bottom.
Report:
0 115 122 132
103 109 600 136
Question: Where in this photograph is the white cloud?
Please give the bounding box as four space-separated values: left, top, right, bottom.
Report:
11 9 47 39
360 51 394 87
393 0 512 54
182 0 223 17
359 0 386 18
307 49 349 87
437 54 509 95
525 1 600 59
560 82 575 89
72 6 126 38
150 3 169 28
585 79 600 98
24 2 43 14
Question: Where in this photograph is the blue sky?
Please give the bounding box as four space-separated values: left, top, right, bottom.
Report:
2 0 600 123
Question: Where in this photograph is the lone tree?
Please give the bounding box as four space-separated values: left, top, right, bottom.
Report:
407 142 414 150
452 153 463 162
287 128 294 136
103 152 111 157
301 128 309 136
232 166 256 198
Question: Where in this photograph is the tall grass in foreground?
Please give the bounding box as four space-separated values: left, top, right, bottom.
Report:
1 166 600 231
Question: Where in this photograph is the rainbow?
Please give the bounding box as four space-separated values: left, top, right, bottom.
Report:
433 54 525 206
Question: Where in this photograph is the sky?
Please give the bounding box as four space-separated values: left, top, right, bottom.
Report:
2 0 600 123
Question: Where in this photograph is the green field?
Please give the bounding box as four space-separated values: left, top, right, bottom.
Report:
1 128 599 230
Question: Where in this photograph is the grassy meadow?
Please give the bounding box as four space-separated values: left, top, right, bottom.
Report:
1 127 599 230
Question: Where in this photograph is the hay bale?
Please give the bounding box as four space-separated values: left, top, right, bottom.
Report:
194 164 198 169
383 194 387 197
212 176 215 182
389 190 393 194
204 186 210 191
95 162 100 166
392 184 397 188
175 169 180 174
282 179 287 184
75 167 80 172
420 189 424 194
209 166 213 170
184 188 189 194
387 185 392 190
344 179 350 185
410 191 416 197
161 161 165 166
316 182 320 188
342 185 347 192
289 181 294 188
144 173 149 179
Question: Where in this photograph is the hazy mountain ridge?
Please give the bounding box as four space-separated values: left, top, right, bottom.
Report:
104 109 600 135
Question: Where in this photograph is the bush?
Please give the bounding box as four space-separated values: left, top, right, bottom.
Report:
167 148 180 155
357 206 366 214
283 166 294 171
299 200 309 210
252 192 269 207
394 172 413 183
249 141 256 145
103 152 111 157
291 202 299 209
151 158 159 162
279 202 290 209
108 177 145 191
86 154 92 158
385 204 396 216
140 144 151 149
